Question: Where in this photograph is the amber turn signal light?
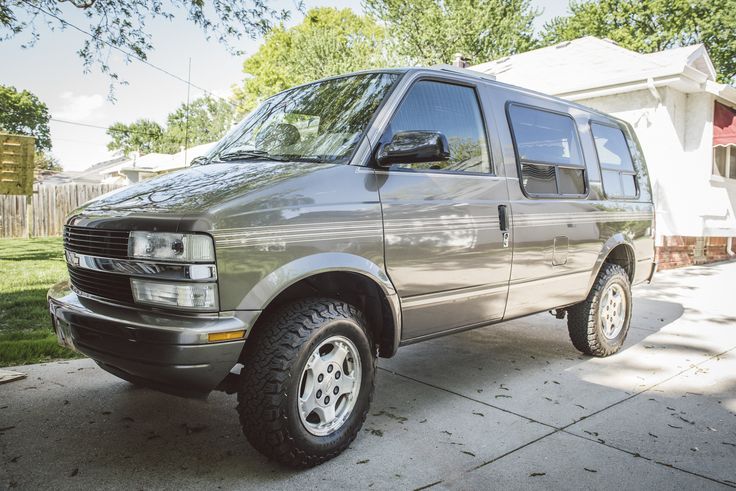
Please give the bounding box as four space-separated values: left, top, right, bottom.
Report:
207 330 246 343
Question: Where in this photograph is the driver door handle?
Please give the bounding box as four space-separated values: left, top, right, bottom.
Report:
498 205 508 232
498 205 510 248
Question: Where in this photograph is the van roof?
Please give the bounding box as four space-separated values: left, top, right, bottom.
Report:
282 67 633 131
407 66 631 129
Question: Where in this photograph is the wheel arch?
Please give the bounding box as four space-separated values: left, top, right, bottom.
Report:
586 234 636 295
238 253 402 358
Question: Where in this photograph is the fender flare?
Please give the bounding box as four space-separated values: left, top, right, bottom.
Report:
237 252 402 356
585 233 636 295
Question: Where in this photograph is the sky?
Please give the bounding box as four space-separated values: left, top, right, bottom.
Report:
0 0 569 172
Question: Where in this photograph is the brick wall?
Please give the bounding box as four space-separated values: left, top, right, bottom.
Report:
656 236 734 270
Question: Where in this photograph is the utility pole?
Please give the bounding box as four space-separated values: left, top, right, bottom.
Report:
184 57 191 166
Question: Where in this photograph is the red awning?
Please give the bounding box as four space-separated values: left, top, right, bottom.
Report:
714 102 736 145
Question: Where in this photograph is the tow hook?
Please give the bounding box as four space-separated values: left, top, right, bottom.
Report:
549 309 566 319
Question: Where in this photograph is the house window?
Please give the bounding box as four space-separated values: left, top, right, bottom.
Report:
507 104 587 197
713 145 736 179
591 122 638 198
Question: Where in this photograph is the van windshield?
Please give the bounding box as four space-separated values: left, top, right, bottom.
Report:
211 72 400 164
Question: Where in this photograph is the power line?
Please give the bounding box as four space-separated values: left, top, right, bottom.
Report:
51 118 165 138
19 0 237 107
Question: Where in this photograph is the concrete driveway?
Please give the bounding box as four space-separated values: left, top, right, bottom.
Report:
2 262 735 490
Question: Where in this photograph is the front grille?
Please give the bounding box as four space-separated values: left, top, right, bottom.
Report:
63 226 130 259
68 266 134 304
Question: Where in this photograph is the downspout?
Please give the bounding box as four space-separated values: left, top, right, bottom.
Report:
646 77 662 105
646 78 664 248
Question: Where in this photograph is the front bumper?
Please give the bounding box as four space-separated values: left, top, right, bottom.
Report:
48 281 257 395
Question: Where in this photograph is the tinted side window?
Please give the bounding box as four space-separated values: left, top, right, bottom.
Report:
382 81 491 173
591 122 638 198
508 104 586 196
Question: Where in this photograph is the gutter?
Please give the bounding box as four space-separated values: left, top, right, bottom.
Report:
705 80 736 107
560 75 691 101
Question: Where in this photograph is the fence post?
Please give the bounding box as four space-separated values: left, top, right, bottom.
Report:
25 194 33 238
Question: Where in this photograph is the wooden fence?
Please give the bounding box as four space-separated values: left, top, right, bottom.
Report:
0 182 124 238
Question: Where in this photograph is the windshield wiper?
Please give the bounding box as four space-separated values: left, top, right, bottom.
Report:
217 149 288 162
282 155 328 163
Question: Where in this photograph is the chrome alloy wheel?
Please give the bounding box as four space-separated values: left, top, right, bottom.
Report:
600 283 626 339
298 335 362 437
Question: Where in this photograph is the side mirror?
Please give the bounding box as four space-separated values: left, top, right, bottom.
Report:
375 131 450 167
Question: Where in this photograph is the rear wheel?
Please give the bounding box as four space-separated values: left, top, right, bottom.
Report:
567 263 632 357
236 298 375 467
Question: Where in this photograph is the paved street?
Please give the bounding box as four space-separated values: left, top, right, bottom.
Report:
1 262 735 490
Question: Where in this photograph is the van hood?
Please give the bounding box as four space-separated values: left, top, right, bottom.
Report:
79 162 334 216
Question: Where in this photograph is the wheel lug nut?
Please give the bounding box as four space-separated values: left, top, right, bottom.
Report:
335 371 341 379
327 365 333 373
333 386 339 395
318 374 324 383
324 396 330 404
316 390 322 399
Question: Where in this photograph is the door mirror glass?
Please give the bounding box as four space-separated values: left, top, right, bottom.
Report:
376 130 450 167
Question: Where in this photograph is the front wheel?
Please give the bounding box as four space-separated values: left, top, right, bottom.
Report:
237 298 375 467
567 263 632 357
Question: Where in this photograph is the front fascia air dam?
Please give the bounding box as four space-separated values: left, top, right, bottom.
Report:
47 281 256 396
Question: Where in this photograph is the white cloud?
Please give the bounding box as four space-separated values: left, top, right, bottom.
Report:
53 92 106 121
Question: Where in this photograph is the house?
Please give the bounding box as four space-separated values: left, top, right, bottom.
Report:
99 142 216 185
472 36 736 270
37 156 130 185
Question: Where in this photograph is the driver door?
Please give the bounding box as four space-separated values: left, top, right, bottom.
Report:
375 79 513 340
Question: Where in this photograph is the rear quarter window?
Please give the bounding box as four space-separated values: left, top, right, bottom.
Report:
591 122 639 199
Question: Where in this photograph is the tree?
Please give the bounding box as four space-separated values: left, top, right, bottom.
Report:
106 119 164 156
0 84 51 151
106 96 235 155
34 151 62 172
1 0 291 85
363 0 539 66
542 0 736 84
162 96 236 152
233 7 397 114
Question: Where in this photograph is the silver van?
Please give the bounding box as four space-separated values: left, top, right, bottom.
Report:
48 67 655 467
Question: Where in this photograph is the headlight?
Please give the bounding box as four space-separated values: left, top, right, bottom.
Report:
131 279 218 310
129 232 215 262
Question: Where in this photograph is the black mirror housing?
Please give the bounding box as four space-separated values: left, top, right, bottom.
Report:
376 131 450 167
189 156 210 167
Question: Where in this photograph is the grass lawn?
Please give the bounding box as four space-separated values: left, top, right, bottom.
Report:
0 237 81 367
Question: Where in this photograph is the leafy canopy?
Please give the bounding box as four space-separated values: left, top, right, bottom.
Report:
106 119 165 156
363 0 538 66
34 151 62 172
233 7 398 114
0 84 51 152
1 0 292 86
106 96 235 156
542 0 736 84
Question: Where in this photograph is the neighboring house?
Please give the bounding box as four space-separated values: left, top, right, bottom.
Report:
99 142 216 185
472 36 736 270
37 156 130 185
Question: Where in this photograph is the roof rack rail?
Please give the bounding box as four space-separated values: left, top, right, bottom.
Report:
430 64 497 81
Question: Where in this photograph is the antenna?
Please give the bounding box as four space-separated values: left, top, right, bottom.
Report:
184 58 192 167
